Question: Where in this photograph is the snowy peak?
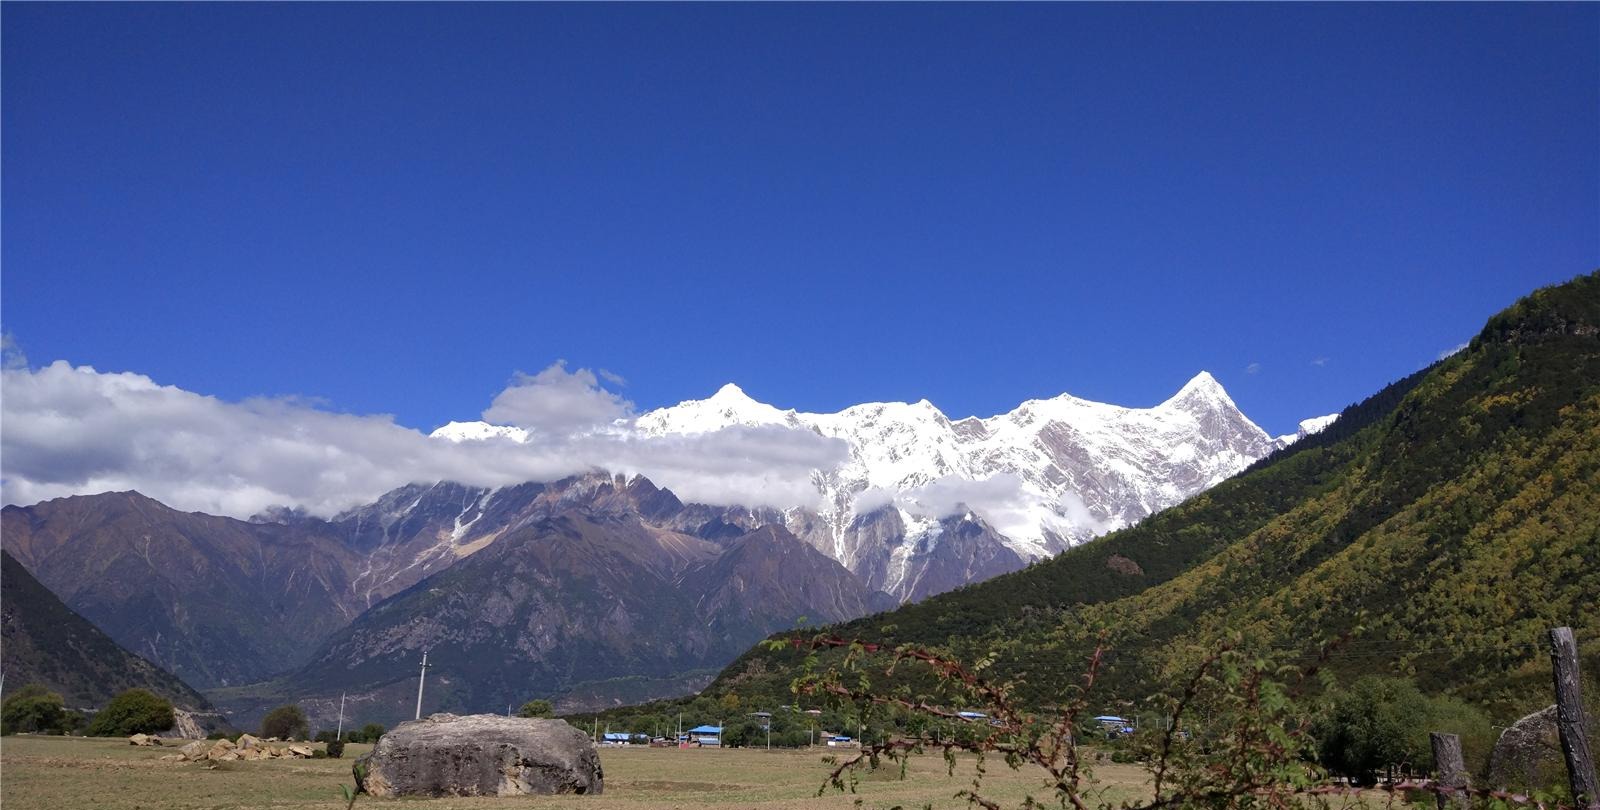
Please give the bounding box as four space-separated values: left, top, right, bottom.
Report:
432 372 1305 602
430 421 529 443
1299 414 1340 435
634 384 797 435
1275 413 1340 447
1159 370 1237 413
710 382 751 401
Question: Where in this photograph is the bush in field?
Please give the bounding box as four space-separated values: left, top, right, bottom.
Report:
87 689 173 736
1 684 72 735
260 704 309 740
325 738 346 758
517 699 554 719
345 722 385 743
1314 675 1492 785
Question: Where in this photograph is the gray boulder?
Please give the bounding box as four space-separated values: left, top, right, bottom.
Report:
1486 705 1597 791
355 713 602 798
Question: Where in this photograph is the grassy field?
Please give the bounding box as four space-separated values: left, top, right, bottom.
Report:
0 735 1156 810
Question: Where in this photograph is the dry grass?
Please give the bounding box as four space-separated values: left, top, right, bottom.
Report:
0 735 1155 810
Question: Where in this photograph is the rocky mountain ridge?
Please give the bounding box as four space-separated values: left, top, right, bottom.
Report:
440 372 1334 601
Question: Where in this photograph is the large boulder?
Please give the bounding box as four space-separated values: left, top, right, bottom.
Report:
1486 705 1598 791
355 713 602 798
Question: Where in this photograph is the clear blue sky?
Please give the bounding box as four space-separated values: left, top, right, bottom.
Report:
3 3 1596 435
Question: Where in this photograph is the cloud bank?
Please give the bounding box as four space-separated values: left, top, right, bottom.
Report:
0 360 847 518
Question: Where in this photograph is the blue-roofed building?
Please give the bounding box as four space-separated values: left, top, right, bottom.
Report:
1093 715 1135 735
957 711 988 721
601 732 640 745
686 725 722 746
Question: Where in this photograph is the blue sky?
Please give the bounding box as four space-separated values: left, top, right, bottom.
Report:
3 3 1596 436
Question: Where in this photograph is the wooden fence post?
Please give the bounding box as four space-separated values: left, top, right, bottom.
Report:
1550 626 1600 810
1430 732 1469 810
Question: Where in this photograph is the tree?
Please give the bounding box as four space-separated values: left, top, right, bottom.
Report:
517 699 554 719
260 704 310 740
1315 675 1432 785
723 719 763 748
347 722 386 743
1 684 71 735
86 689 174 737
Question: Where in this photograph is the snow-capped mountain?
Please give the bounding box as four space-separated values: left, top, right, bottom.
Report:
1275 413 1340 447
435 371 1286 602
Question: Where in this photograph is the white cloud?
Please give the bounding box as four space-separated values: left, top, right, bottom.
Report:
0 360 846 519
850 487 897 516
1245 362 1262 375
895 473 1046 540
1310 357 1329 367
481 362 633 433
1438 342 1469 360
1 333 27 371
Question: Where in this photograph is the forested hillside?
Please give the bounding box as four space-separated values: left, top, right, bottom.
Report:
591 271 1600 730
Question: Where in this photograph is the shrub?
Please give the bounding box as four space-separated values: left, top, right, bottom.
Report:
325 738 346 758
517 699 554 719
86 689 174 737
1 684 72 735
260 705 309 740
1313 675 1489 785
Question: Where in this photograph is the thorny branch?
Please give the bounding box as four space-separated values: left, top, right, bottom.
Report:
781 632 1581 810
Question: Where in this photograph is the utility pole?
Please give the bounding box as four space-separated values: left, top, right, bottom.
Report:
336 692 346 740
414 651 431 721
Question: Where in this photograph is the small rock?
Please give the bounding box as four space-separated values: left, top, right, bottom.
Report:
159 754 185 762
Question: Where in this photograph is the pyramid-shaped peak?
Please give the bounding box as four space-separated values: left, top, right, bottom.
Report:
1161 371 1237 410
710 382 752 401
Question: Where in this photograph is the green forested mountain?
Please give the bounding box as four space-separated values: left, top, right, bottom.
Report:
647 270 1600 724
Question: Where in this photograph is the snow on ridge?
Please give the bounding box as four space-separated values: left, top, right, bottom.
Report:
1273 413 1340 448
1299 414 1340 435
638 371 1278 560
427 372 1294 600
431 421 530 443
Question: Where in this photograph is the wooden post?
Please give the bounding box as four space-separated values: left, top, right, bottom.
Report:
1550 627 1600 810
1430 732 1469 810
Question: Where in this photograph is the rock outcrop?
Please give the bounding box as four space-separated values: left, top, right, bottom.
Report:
355 714 602 797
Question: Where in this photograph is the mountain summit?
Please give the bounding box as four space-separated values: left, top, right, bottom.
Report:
440 372 1286 601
